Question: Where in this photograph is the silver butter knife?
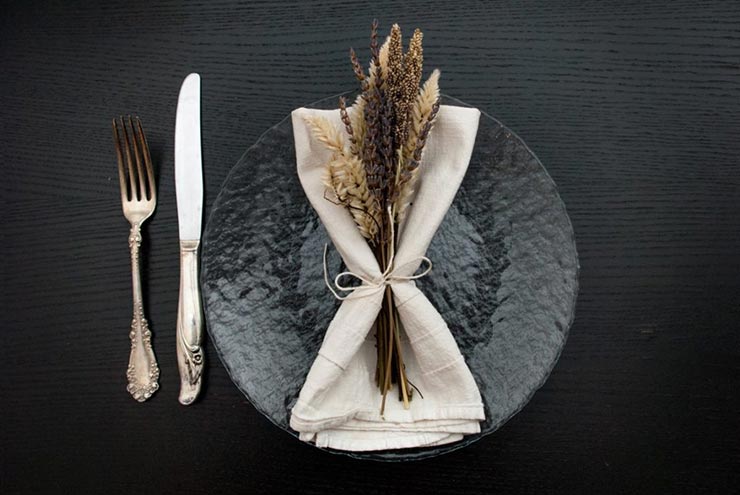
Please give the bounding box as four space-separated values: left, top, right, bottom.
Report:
175 73 205 405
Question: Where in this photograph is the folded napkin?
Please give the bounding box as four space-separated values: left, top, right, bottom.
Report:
290 103 485 452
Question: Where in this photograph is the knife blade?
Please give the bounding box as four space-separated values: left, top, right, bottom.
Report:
175 72 205 405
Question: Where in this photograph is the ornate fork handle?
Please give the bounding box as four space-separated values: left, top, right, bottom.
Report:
126 223 160 401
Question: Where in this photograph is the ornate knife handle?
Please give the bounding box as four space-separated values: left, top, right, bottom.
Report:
176 240 205 405
127 224 160 401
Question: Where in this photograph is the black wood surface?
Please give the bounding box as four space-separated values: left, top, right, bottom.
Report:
2 1 739 493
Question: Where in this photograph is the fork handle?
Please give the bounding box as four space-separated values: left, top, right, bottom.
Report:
176 239 205 405
127 223 160 401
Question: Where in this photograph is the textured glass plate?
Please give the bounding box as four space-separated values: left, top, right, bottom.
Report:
201 94 579 461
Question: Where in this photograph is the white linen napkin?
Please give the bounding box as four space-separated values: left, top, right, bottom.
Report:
290 103 485 452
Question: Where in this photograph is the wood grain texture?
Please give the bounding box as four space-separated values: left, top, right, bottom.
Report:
1 0 739 493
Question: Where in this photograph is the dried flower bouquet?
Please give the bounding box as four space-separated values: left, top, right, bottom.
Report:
305 21 441 414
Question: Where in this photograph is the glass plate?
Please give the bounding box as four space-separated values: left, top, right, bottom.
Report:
201 94 579 461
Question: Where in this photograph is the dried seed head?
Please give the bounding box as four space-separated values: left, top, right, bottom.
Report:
370 19 380 60
338 96 358 154
350 48 369 92
386 24 403 99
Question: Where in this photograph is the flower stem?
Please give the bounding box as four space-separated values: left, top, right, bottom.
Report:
393 309 410 409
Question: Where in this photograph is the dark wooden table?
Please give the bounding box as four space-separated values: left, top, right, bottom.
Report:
3 1 739 493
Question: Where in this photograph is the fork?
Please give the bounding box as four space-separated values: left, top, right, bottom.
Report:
113 116 160 402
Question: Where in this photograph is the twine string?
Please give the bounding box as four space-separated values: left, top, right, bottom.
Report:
322 207 432 301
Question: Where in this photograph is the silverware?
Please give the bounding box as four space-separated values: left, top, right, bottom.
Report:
113 116 160 402
174 73 205 405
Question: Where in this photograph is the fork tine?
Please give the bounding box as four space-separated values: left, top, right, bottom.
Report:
134 117 156 201
119 116 139 200
112 118 129 202
128 116 147 202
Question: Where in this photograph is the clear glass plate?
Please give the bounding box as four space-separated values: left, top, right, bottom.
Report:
201 94 579 461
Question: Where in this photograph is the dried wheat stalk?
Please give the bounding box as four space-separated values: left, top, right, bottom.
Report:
304 114 345 155
328 155 380 240
304 115 379 240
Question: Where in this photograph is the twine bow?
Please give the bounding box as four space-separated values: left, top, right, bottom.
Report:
323 207 432 301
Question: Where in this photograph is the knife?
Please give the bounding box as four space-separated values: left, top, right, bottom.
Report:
175 72 205 405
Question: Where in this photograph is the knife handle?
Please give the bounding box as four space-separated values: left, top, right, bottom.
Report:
176 239 205 405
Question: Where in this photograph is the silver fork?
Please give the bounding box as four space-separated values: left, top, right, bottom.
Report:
113 116 160 402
